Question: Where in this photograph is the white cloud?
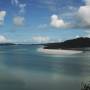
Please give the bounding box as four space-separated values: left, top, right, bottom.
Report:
11 0 26 14
11 0 19 5
50 14 70 28
78 6 90 26
85 31 90 37
75 35 80 38
49 39 62 43
13 16 25 26
78 0 90 27
19 4 26 14
37 0 57 12
38 24 48 29
32 36 50 43
11 1 27 27
0 35 8 43
0 11 6 25
68 6 77 11
85 0 90 5
32 36 62 43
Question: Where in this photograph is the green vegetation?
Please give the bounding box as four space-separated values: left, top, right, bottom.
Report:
81 82 90 90
44 37 90 50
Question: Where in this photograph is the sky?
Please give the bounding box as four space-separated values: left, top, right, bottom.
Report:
0 0 90 44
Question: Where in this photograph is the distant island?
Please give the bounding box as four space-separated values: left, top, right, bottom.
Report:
0 43 16 46
44 37 90 50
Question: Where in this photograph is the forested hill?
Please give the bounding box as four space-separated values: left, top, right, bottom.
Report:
44 37 90 50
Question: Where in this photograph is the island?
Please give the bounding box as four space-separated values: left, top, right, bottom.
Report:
38 37 90 55
0 43 16 46
44 37 90 50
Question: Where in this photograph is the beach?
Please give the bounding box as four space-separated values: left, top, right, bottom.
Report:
38 48 83 55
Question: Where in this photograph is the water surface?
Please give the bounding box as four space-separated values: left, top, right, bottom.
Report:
0 45 90 90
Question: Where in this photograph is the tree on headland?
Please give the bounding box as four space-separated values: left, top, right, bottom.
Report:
81 82 90 90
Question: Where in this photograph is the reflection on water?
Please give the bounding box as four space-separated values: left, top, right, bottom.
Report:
0 45 90 90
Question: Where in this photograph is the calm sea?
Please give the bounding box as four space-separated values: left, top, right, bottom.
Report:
0 45 90 90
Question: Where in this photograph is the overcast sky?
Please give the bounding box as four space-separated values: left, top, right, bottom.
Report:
0 0 90 44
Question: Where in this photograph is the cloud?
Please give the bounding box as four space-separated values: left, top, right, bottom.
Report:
11 0 26 14
32 36 50 43
78 6 90 26
38 24 48 29
75 35 80 38
37 0 57 12
0 35 8 43
11 0 19 6
11 0 26 26
85 31 90 37
19 4 26 14
32 36 62 43
85 0 90 5
13 16 25 26
78 0 90 27
50 14 70 28
0 11 6 25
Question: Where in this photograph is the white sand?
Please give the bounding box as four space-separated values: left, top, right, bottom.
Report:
37 48 82 55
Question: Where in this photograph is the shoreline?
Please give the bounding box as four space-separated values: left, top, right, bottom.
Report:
37 48 83 55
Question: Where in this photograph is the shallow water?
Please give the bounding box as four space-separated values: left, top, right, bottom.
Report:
0 45 90 90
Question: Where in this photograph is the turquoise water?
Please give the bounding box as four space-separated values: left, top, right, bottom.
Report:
0 45 90 90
